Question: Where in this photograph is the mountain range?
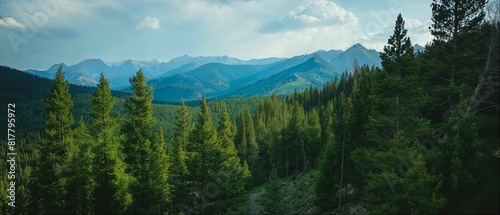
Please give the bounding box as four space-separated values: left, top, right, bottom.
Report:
23 43 424 102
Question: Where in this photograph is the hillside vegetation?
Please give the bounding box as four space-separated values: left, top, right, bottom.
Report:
0 1 498 214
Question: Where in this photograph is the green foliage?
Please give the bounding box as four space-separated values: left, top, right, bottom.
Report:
430 0 487 42
91 74 133 214
244 108 259 183
424 0 489 113
303 108 321 168
30 66 75 213
235 107 260 185
186 95 222 213
215 102 250 197
314 133 338 210
258 169 287 215
430 102 492 213
67 118 96 214
352 14 445 214
148 127 171 214
123 69 156 212
168 100 192 213
1 1 498 213
368 14 431 147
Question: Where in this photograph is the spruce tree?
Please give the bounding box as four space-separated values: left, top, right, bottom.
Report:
187 95 221 213
244 108 259 183
91 73 132 214
30 66 74 213
216 102 250 197
67 118 95 214
234 112 248 163
304 108 321 168
430 102 491 213
430 0 487 42
368 13 430 148
169 99 192 212
123 69 156 212
282 101 305 174
427 0 488 109
354 14 444 214
148 127 171 214
314 101 338 211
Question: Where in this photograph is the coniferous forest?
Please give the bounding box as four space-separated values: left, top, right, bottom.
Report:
1 0 499 214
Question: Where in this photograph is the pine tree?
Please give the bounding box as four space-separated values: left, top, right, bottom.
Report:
169 99 192 212
244 108 259 183
427 0 488 109
91 73 132 214
234 111 248 163
148 127 171 214
343 65 374 190
368 13 431 148
67 118 95 214
254 108 272 184
314 101 339 211
30 66 74 213
431 0 487 42
430 101 491 213
304 108 321 168
282 101 305 175
187 95 221 213
216 102 250 197
354 14 444 214
123 69 156 212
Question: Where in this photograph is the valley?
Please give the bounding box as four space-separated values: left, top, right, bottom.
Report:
24 43 386 102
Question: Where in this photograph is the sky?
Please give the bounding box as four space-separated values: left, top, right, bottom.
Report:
0 0 435 70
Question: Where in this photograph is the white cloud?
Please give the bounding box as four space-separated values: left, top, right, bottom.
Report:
0 16 25 29
136 16 160 30
260 0 358 33
355 17 433 51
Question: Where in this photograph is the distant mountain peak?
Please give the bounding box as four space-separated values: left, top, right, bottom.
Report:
81 58 106 64
49 63 66 70
349 43 368 51
413 44 425 53
170 55 192 62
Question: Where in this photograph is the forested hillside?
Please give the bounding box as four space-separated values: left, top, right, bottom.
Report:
1 0 499 214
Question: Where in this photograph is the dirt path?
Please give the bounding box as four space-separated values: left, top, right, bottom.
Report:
249 187 265 214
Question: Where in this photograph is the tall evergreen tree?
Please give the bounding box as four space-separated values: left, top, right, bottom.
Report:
282 101 305 175
187 95 221 213
67 118 95 214
244 108 259 183
169 99 192 212
315 101 339 211
430 102 492 213
30 66 74 213
123 69 156 212
91 73 133 214
426 0 488 110
369 13 430 147
431 0 487 42
353 14 445 213
148 127 171 214
304 108 321 168
216 102 250 197
234 111 248 163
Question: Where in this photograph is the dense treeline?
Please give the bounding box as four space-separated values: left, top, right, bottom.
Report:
1 0 498 214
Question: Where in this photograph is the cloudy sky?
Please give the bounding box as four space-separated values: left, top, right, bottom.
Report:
0 0 434 70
